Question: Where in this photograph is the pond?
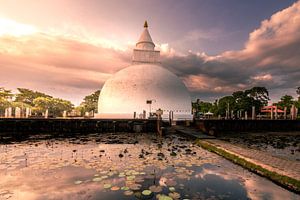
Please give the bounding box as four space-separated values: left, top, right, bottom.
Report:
0 133 298 200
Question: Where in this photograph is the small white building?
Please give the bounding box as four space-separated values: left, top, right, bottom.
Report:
95 21 192 120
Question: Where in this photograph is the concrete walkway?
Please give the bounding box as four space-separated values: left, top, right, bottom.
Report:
204 139 300 181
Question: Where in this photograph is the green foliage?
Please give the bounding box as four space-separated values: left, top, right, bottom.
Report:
33 97 73 117
213 87 269 117
0 87 13 99
276 95 294 110
192 99 213 114
245 86 269 106
0 88 13 114
79 90 100 114
15 88 52 106
296 87 300 97
216 96 235 116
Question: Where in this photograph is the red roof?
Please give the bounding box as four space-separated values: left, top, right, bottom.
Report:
261 106 284 113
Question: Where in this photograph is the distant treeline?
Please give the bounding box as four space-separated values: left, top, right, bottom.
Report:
1 86 299 118
192 86 300 118
0 87 100 117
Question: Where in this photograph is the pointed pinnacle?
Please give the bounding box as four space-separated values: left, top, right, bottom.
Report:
144 20 148 28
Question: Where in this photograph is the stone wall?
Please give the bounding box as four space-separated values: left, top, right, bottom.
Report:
0 118 158 135
193 119 300 135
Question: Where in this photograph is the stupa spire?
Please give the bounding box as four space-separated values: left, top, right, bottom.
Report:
132 21 160 64
144 20 148 28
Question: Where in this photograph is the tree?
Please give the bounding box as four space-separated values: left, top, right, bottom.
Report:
15 88 51 106
33 97 73 117
192 99 213 114
276 95 294 111
245 87 269 106
0 87 13 115
79 90 100 114
297 87 300 101
216 96 235 116
232 90 253 113
213 87 269 117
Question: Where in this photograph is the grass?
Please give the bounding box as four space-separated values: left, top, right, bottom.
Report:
196 140 300 194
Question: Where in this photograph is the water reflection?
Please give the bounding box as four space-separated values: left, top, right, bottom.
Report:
0 133 298 200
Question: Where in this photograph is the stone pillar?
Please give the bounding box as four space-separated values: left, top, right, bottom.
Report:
15 107 21 118
4 108 8 118
270 106 273 120
63 110 67 118
275 106 278 120
133 112 136 119
284 107 287 119
291 105 295 120
143 110 146 119
45 109 49 119
252 106 255 120
231 110 234 119
8 107 12 118
245 111 248 120
25 108 30 118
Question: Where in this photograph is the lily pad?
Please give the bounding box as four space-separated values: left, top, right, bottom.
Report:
121 186 130 191
126 175 135 181
165 179 177 186
156 194 173 200
129 183 142 190
169 192 180 199
74 180 82 185
101 175 108 179
149 185 163 193
142 190 152 196
170 152 177 156
111 186 120 191
92 177 102 182
103 183 112 189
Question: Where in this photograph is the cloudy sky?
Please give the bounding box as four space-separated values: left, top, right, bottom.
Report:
0 0 299 105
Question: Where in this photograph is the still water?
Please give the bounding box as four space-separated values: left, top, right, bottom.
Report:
0 133 298 200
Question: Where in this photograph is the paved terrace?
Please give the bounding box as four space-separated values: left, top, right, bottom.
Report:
204 139 300 181
174 125 300 185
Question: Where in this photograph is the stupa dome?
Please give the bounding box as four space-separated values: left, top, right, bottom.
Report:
96 21 192 120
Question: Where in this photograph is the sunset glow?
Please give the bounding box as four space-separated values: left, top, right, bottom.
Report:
0 0 299 104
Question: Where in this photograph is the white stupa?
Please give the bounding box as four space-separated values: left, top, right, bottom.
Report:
96 21 192 120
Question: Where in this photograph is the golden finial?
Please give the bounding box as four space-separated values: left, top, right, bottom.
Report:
144 20 148 28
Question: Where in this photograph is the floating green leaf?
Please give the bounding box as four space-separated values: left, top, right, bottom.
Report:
121 186 129 191
74 180 82 185
92 177 102 182
103 183 112 189
142 190 152 196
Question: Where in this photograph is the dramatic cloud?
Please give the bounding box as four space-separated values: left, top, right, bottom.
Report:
0 1 299 104
0 32 131 104
161 0 300 101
